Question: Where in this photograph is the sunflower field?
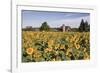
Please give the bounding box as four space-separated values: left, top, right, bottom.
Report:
22 31 90 62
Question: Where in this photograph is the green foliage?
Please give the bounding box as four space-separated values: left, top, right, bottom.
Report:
79 19 90 32
40 22 50 31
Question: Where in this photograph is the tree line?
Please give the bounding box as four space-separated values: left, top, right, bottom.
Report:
22 19 90 32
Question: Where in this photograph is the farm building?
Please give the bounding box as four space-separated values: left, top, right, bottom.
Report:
60 24 71 32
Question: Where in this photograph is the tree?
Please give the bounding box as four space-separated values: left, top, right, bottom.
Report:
79 19 85 32
40 22 50 31
84 21 89 32
79 19 90 32
87 24 90 31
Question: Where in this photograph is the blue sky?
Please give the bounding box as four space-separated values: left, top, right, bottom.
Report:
22 10 90 28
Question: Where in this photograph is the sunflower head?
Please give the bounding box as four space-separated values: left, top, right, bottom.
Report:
47 40 54 47
44 48 53 53
33 51 42 58
84 52 90 60
26 48 34 55
60 44 65 49
74 44 80 49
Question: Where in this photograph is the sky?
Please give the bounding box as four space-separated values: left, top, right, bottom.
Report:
22 10 90 28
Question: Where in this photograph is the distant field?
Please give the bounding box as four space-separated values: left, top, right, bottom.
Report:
22 31 90 62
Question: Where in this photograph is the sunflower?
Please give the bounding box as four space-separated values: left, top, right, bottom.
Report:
47 40 54 47
83 52 90 60
33 51 42 58
44 48 53 53
60 44 65 49
66 48 72 55
26 48 34 55
74 43 80 49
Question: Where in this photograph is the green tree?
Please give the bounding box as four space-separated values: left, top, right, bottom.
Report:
79 19 85 32
84 21 89 32
40 22 50 31
79 19 90 32
87 24 90 31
